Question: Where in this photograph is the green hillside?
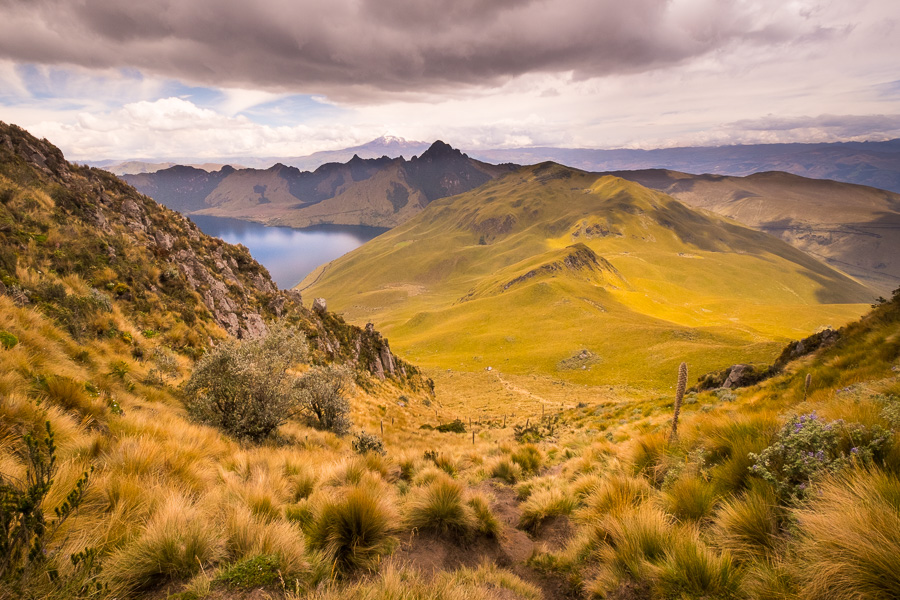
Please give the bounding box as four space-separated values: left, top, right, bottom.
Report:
301 163 875 389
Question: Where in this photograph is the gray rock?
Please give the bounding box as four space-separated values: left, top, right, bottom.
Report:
313 297 327 313
723 364 750 389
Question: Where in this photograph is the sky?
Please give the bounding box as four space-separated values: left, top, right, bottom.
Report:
0 0 898 161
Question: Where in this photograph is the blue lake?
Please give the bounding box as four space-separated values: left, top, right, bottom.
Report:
189 215 387 289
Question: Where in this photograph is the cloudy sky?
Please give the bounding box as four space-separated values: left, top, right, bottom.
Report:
0 0 897 160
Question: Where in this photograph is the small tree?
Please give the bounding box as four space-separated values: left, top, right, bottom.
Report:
183 323 308 442
297 364 352 435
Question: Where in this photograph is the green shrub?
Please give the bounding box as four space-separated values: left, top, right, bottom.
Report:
435 419 466 433
514 414 559 443
352 431 386 456
297 364 352 435
217 554 280 588
183 323 309 442
0 330 17 349
308 487 395 574
750 413 891 501
0 422 102 598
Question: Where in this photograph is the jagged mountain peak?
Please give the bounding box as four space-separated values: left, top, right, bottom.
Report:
416 140 464 161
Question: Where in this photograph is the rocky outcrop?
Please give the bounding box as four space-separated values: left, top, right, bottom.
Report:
0 120 428 389
692 328 842 392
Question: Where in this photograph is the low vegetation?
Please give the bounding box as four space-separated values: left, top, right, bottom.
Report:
2 122 899 600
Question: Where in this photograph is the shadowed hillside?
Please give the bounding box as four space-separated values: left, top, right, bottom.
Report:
611 169 900 294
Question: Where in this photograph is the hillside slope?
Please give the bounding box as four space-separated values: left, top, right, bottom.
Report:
301 163 875 389
612 169 900 294
0 120 425 385
123 142 516 228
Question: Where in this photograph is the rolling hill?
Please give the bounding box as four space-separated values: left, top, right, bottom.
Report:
610 169 900 295
123 141 516 228
300 163 876 389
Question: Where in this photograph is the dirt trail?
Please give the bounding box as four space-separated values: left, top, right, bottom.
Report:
391 479 576 600
494 372 549 405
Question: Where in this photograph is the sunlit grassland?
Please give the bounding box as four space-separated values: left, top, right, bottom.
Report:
302 168 872 391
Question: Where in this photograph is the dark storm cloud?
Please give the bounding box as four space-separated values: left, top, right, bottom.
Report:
0 0 836 100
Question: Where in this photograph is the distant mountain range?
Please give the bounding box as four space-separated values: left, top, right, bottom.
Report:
123 141 516 228
102 136 900 193
469 139 900 194
123 139 900 294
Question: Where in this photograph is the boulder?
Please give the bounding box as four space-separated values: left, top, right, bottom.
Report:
313 297 327 313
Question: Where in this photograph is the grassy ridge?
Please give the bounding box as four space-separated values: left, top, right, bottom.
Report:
301 165 873 389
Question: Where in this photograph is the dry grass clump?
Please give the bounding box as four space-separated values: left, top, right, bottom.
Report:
654 530 742 599
794 469 900 599
222 504 308 576
628 432 672 485
587 505 743 598
105 492 225 593
404 476 481 540
661 472 719 522
519 485 578 531
510 444 542 475
467 491 501 538
300 562 540 600
579 473 652 519
307 485 397 574
713 482 784 560
490 457 523 484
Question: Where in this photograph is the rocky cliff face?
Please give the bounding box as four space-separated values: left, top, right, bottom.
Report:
0 121 427 388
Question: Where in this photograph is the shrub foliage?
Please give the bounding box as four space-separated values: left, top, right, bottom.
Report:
183 323 309 441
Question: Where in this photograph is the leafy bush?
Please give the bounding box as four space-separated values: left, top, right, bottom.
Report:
352 432 386 456
435 419 466 433
183 323 308 442
297 364 352 435
750 413 891 501
0 422 103 598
